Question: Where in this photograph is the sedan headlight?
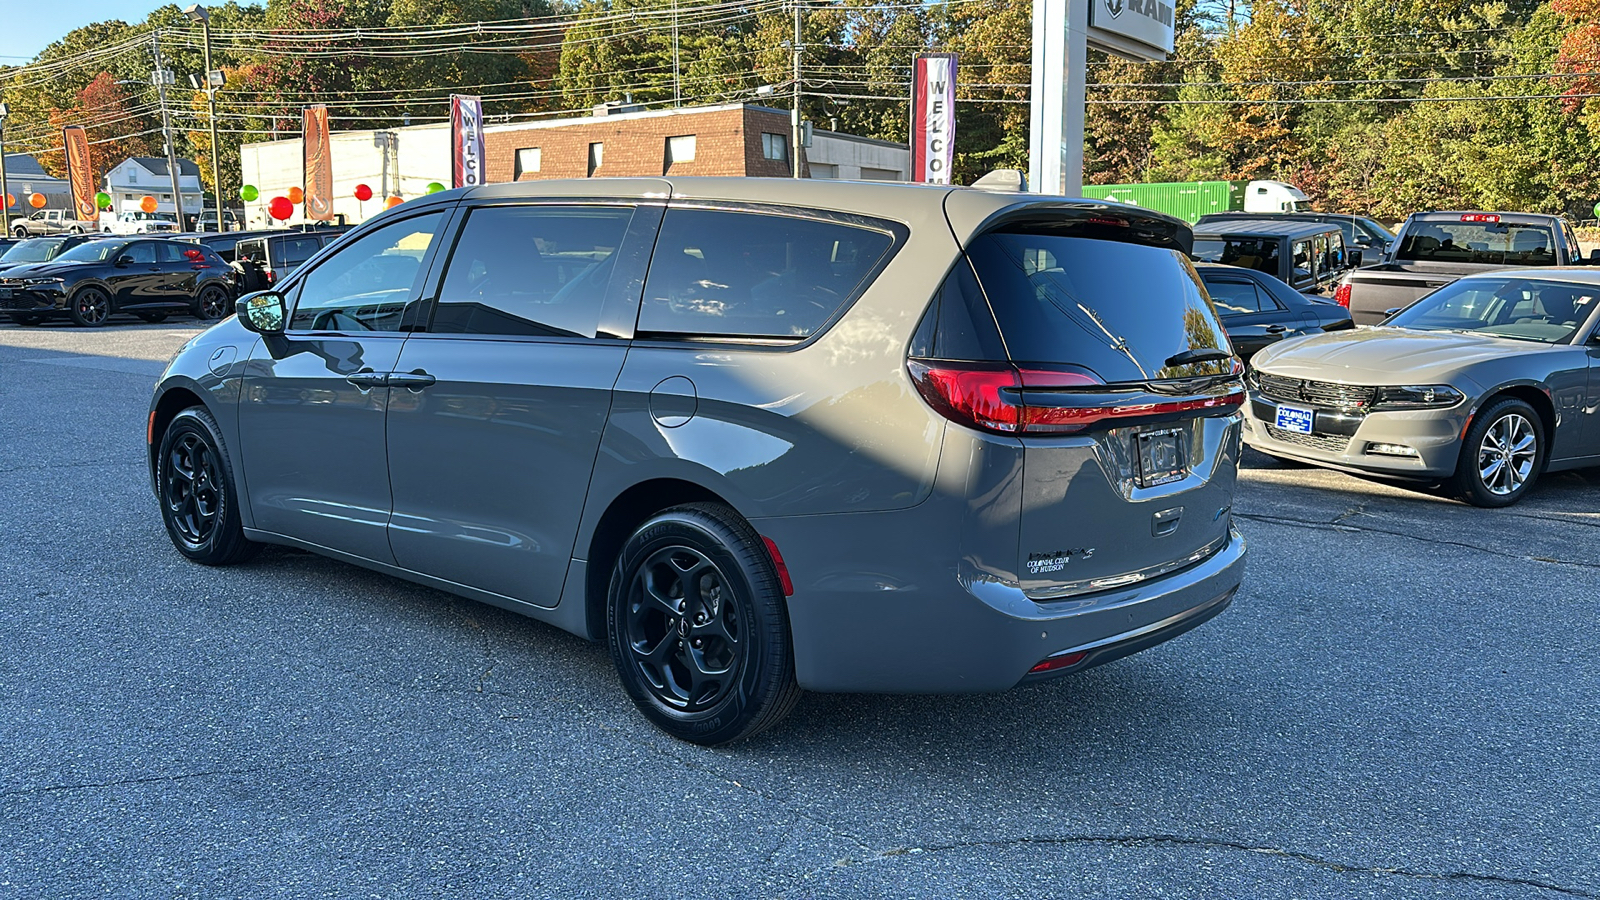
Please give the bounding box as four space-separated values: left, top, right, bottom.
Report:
1372 385 1464 409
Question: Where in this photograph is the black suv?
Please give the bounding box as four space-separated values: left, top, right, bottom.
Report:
1197 211 1396 257
0 234 110 275
0 237 235 326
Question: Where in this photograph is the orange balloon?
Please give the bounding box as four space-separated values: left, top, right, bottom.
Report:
3 193 12 209
140 195 158 214
29 193 47 209
287 186 305 205
384 195 404 209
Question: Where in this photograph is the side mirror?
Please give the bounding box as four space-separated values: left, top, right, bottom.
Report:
115 255 134 267
236 290 287 334
1384 307 1403 318
1588 249 1600 264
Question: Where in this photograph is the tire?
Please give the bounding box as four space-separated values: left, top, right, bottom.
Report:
607 502 801 746
7 314 43 326
1452 398 1545 507
135 312 169 324
68 286 112 327
12 226 26 238
68 226 84 234
192 284 230 322
157 406 260 566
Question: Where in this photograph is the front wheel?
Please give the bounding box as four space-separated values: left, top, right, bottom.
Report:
1453 398 1544 507
607 503 800 745
192 284 230 322
68 286 112 327
12 226 26 238
157 406 260 565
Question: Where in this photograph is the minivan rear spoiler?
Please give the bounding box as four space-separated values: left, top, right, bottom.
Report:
944 192 1193 256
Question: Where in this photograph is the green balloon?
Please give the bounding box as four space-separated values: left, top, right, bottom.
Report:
240 184 259 202
426 182 446 194
1593 201 1600 218
94 192 112 210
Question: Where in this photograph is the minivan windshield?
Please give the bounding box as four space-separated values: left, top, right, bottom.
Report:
1395 220 1557 265
0 238 65 263
1386 276 1597 343
966 231 1233 382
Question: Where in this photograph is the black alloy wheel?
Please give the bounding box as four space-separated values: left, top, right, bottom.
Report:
157 406 259 565
136 312 169 324
607 503 800 745
69 286 111 327
1453 397 1544 508
193 284 230 322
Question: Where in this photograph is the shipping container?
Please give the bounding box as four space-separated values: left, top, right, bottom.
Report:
1081 180 1309 223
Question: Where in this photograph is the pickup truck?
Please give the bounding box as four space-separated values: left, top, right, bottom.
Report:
1338 211 1594 325
11 209 93 238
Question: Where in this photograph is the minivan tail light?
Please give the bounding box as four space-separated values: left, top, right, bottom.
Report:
1334 283 1352 309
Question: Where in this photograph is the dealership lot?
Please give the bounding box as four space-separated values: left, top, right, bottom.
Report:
1 323 1595 899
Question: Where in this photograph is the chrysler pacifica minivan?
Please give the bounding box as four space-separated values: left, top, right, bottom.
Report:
149 178 1248 744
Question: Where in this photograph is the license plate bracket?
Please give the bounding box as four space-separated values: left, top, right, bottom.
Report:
1135 428 1188 488
1274 403 1315 435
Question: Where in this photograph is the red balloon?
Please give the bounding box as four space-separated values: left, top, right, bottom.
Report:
353 184 373 202
268 196 294 221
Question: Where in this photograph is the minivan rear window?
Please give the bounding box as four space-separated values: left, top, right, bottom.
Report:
965 231 1232 382
638 208 895 340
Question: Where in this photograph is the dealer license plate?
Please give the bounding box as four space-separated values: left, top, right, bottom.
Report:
1274 404 1315 435
0 289 11 300
1136 428 1188 488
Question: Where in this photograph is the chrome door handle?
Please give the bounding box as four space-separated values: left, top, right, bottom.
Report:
1265 324 1288 334
386 370 436 390
345 369 387 388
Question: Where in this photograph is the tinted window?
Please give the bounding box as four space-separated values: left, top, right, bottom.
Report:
278 237 323 267
909 258 1007 361
965 232 1232 382
237 240 266 264
124 242 158 264
1291 240 1314 285
432 205 635 338
638 208 894 340
156 241 191 263
290 212 443 332
58 240 127 263
1191 237 1281 277
1 238 64 263
1396 220 1557 266
1204 277 1270 315
1388 276 1598 343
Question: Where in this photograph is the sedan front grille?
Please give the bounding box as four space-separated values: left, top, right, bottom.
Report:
1255 373 1376 411
1265 425 1351 454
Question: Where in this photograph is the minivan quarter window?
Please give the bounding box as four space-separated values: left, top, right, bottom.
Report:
289 210 444 332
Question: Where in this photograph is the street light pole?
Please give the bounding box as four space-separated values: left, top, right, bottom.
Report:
0 101 10 235
150 32 186 230
185 5 225 232
791 2 802 179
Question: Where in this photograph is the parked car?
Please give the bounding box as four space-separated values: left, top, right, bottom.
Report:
0 237 18 256
1197 263 1353 360
231 226 352 291
1190 218 1354 295
104 211 181 235
0 237 234 326
1337 211 1594 325
11 209 93 237
148 178 1248 745
1243 269 1600 506
0 234 109 275
176 228 283 264
197 210 241 231
1198 211 1396 258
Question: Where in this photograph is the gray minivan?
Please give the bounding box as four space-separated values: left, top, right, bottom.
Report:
149 178 1248 744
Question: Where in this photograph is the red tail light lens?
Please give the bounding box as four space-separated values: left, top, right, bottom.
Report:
1334 283 1352 309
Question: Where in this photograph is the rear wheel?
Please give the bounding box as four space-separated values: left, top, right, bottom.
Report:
68 286 111 327
1453 398 1544 507
157 406 260 565
607 503 800 745
192 284 230 322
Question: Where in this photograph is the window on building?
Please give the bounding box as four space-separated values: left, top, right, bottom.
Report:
123 194 135 203
665 135 697 175
587 142 604 177
128 171 138 183
515 147 541 179
761 133 787 161
161 194 172 202
809 163 838 179
860 167 901 181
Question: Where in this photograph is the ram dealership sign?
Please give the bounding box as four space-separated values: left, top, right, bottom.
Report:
1089 0 1175 56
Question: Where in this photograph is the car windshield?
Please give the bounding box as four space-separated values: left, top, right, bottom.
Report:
56 240 128 263
1395 220 1557 265
1 238 64 263
1387 276 1598 343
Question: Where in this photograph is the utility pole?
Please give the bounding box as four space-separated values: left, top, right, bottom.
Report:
185 5 225 232
0 101 10 235
791 2 802 179
671 0 681 107
150 32 186 229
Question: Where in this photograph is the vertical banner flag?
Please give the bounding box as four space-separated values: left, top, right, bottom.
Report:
303 105 335 221
451 94 485 189
63 126 98 224
910 53 957 184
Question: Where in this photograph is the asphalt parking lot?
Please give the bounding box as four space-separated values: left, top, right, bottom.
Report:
1 319 1596 899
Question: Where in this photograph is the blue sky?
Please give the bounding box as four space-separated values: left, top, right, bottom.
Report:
3 2 174 62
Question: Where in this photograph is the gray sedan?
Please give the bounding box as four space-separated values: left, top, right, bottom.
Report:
1243 268 1600 506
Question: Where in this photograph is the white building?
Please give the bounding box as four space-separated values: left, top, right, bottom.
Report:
239 124 449 228
804 130 911 181
104 158 204 223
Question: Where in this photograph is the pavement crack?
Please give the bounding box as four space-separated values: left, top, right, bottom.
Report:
1235 511 1600 570
0 753 353 799
804 834 1594 896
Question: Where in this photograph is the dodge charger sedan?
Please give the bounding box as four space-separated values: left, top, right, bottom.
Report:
1243 269 1600 506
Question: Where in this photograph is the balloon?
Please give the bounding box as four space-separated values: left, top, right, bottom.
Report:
239 184 259 202
140 195 158 213
30 193 47 209
268 196 294 221
384 195 404 209
95 191 112 210
3 194 12 209
287 186 305 205
1594 201 1600 218
425 182 446 194
353 183 373 202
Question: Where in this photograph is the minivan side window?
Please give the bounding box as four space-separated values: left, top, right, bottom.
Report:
431 205 635 338
637 208 895 340
289 211 444 332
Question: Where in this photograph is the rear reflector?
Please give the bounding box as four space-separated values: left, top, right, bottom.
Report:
147 410 156 445
1029 651 1088 674
761 536 794 597
1334 283 1352 309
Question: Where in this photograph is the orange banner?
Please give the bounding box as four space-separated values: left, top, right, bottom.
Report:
63 126 98 224
303 105 334 221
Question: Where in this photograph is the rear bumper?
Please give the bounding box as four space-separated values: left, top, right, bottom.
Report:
762 514 1246 694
